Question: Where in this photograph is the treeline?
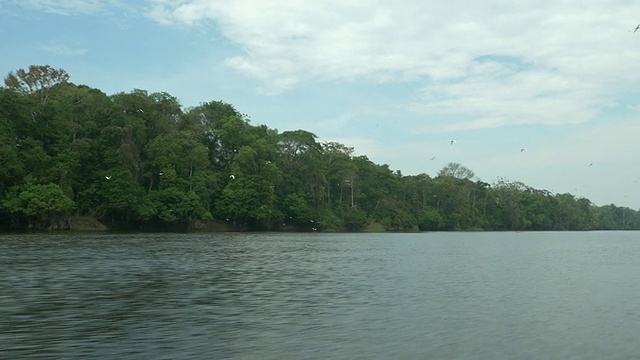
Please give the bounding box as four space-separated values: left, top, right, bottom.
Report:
1 65 639 232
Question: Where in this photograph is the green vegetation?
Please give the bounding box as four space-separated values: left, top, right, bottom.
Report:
1 65 639 231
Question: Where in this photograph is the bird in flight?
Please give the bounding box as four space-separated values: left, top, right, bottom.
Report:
520 148 526 152
229 174 235 180
105 176 111 180
430 156 436 160
450 140 456 145
635 24 640 33
588 162 593 167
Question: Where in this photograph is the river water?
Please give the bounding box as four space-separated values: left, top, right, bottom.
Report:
1 231 639 359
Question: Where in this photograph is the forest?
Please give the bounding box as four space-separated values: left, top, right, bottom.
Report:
1 65 639 232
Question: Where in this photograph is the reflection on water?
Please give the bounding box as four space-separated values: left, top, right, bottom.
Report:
1 232 639 359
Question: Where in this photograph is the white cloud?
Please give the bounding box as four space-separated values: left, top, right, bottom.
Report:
411 63 605 132
148 0 640 130
9 0 113 15
38 42 86 56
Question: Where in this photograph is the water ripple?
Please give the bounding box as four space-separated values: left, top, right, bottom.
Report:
1 232 639 359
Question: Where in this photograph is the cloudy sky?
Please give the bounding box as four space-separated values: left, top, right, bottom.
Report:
2 1 640 208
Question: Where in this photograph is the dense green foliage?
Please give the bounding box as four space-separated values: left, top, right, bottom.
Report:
1 65 639 231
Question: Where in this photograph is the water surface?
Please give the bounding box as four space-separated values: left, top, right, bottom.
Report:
1 231 639 359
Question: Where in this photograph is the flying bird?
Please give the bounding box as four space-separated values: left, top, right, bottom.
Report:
105 176 111 180
635 24 640 33
229 174 235 180
450 140 456 145
430 156 436 160
588 162 593 167
520 148 526 152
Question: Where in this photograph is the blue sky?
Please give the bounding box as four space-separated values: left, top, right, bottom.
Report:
2 0 640 208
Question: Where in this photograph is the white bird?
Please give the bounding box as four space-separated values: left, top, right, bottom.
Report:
229 174 235 180
159 172 164 176
105 176 111 180
450 140 456 145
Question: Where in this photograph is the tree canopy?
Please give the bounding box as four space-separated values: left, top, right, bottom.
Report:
4 65 70 105
1 65 639 232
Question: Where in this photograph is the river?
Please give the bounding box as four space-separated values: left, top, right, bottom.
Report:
1 231 639 359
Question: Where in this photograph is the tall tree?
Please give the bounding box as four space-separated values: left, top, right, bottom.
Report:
4 65 70 105
438 162 475 180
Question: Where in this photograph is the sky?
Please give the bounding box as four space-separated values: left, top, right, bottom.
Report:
1 1 640 208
